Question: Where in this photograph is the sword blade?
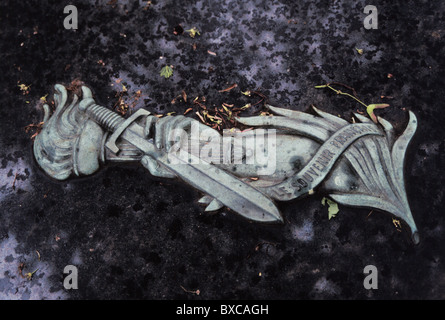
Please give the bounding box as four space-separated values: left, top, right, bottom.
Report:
119 122 283 223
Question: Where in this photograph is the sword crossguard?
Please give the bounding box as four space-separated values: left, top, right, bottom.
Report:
105 109 150 154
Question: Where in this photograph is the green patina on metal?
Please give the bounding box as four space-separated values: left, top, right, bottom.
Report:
34 84 419 244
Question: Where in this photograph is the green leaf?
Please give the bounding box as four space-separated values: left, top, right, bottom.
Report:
322 197 339 220
25 268 39 280
185 27 200 38
366 103 390 123
160 65 173 78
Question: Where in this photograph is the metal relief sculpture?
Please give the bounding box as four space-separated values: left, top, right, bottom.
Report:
34 84 419 244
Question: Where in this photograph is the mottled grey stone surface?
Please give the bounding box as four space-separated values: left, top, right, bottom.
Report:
0 0 444 299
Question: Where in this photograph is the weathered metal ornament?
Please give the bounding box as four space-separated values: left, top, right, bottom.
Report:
34 84 419 244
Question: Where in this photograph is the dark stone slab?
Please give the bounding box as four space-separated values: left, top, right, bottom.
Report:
0 0 444 299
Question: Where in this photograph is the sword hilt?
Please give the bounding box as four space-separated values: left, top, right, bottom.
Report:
78 98 124 132
79 97 151 154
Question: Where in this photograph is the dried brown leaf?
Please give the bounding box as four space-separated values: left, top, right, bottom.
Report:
218 83 238 93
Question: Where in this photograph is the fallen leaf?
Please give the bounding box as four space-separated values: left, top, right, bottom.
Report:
180 285 200 295
392 218 402 229
366 103 390 123
207 50 217 56
218 83 238 93
12 172 18 190
66 79 85 97
25 122 44 140
160 65 173 78
185 27 200 38
25 269 39 280
143 1 152 10
321 197 339 220
18 83 30 94
195 111 206 123
431 31 441 39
